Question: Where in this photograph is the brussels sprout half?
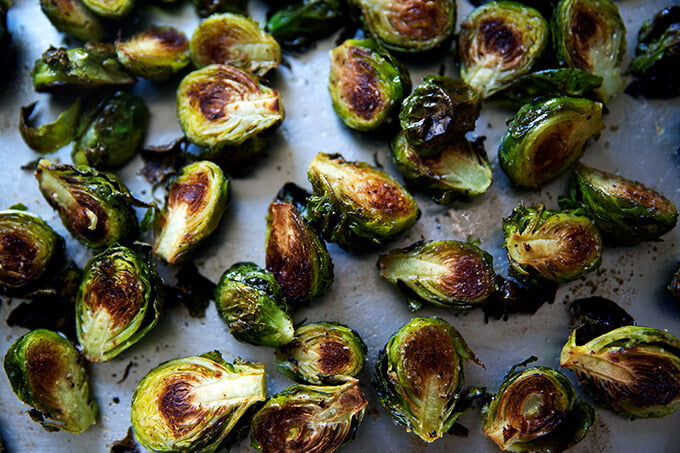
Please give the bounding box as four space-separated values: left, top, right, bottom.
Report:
4 329 98 434
20 99 81 155
131 352 266 452
81 0 134 18
40 0 108 42
115 25 190 81
266 0 347 49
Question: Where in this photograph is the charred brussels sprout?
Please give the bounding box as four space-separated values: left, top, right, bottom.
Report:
275 322 367 385
35 160 138 249
40 0 108 41
4 329 97 433
460 1 548 99
498 97 604 189
153 161 230 265
307 153 419 252
503 204 602 283
81 0 134 18
194 0 248 17
569 296 635 346
482 366 596 452
131 351 266 452
20 99 81 155
266 0 347 49
378 240 496 311
670 264 680 303
251 378 367 453
215 262 294 347
553 0 626 100
329 38 410 131
115 26 190 81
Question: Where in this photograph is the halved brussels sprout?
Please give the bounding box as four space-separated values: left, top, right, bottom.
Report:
561 325 680 418
115 25 190 81
251 378 367 453
569 296 635 345
35 160 138 249
194 0 248 17
391 132 492 204
266 0 347 49
153 161 230 265
378 240 496 311
131 351 266 452
4 329 97 434
81 0 134 18
670 264 680 303
553 0 626 100
498 97 604 189
20 99 81 155
482 366 596 452
0 210 62 290
215 262 294 347
307 153 419 252
459 1 548 99
275 322 367 384
503 204 602 283
399 76 480 157
40 0 108 42
329 38 410 131
375 317 480 442
190 13 281 77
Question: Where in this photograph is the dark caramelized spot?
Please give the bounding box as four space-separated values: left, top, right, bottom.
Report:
339 47 384 121
151 26 189 51
552 222 600 267
390 0 450 41
532 127 572 177
188 81 231 120
0 231 39 286
169 171 211 216
87 260 143 328
441 251 493 301
186 66 262 120
68 193 110 242
254 406 321 452
26 342 63 409
570 7 600 69
610 181 674 212
159 378 201 435
401 325 457 399
198 32 238 65
352 173 413 217
477 18 523 69
572 9 597 40
319 340 352 375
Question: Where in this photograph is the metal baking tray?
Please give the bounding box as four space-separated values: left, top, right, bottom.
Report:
1 0 679 451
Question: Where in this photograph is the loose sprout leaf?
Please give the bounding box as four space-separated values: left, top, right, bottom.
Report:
569 296 635 345
19 99 81 154
163 263 216 318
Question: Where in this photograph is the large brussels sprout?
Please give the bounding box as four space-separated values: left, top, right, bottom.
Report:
329 38 410 131
378 240 496 311
503 204 602 283
81 0 134 18
307 153 419 252
275 322 367 385
20 99 81 155
251 378 367 453
375 317 480 442
498 97 604 189
4 329 97 434
115 26 190 81
482 366 596 452
569 296 635 345
561 326 680 418
131 351 266 452
40 0 108 41
670 263 680 303
194 0 248 17
215 262 294 347
35 160 138 249
266 0 347 49
460 1 548 99
553 0 626 100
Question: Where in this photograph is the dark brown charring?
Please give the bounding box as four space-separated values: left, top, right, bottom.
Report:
401 325 457 400
607 180 675 211
550 222 600 267
390 0 449 41
0 230 39 285
86 259 143 328
531 125 572 178
197 31 238 66
169 170 211 219
336 47 384 121
158 377 201 436
254 405 340 452
570 4 600 69
318 339 352 375
67 191 110 243
150 26 188 51
187 80 232 121
350 172 413 217
25 342 63 410
440 250 493 301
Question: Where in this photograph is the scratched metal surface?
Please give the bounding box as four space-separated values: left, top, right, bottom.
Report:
0 0 679 452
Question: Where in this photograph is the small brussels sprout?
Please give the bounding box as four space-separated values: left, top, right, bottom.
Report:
20 99 81 155
115 26 190 81
391 132 493 204
503 204 602 283
251 378 367 453
34 160 138 249
459 1 548 99
399 76 480 157
215 262 294 347
375 317 480 442
670 264 680 303
482 366 596 453
40 0 108 41
4 329 98 434
131 351 266 452
552 0 626 100
275 322 367 384
190 13 281 77
266 0 347 49
0 210 62 290
81 0 134 18
194 0 248 17
498 97 604 189
560 164 678 245
378 240 497 311
329 38 410 131
561 325 680 418
307 153 419 252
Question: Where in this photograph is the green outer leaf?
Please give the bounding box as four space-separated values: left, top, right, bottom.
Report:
20 99 81 154
266 0 347 48
81 0 134 18
115 25 190 81
39 0 108 41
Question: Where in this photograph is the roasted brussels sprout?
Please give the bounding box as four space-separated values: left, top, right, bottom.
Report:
553 0 626 100
194 0 248 17
190 13 281 77
131 351 266 452
40 0 108 41
569 296 635 345
153 161 230 265
35 160 138 249
251 378 367 453
378 240 496 311
329 38 410 131
399 75 480 157
266 0 347 49
561 325 680 418
498 97 604 189
670 264 680 303
4 329 97 434
115 26 190 81
560 163 678 245
275 322 367 384
20 99 81 155
459 1 548 99
482 365 596 453
391 132 492 204
215 262 294 347
81 0 134 18
375 317 480 442
503 204 602 283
